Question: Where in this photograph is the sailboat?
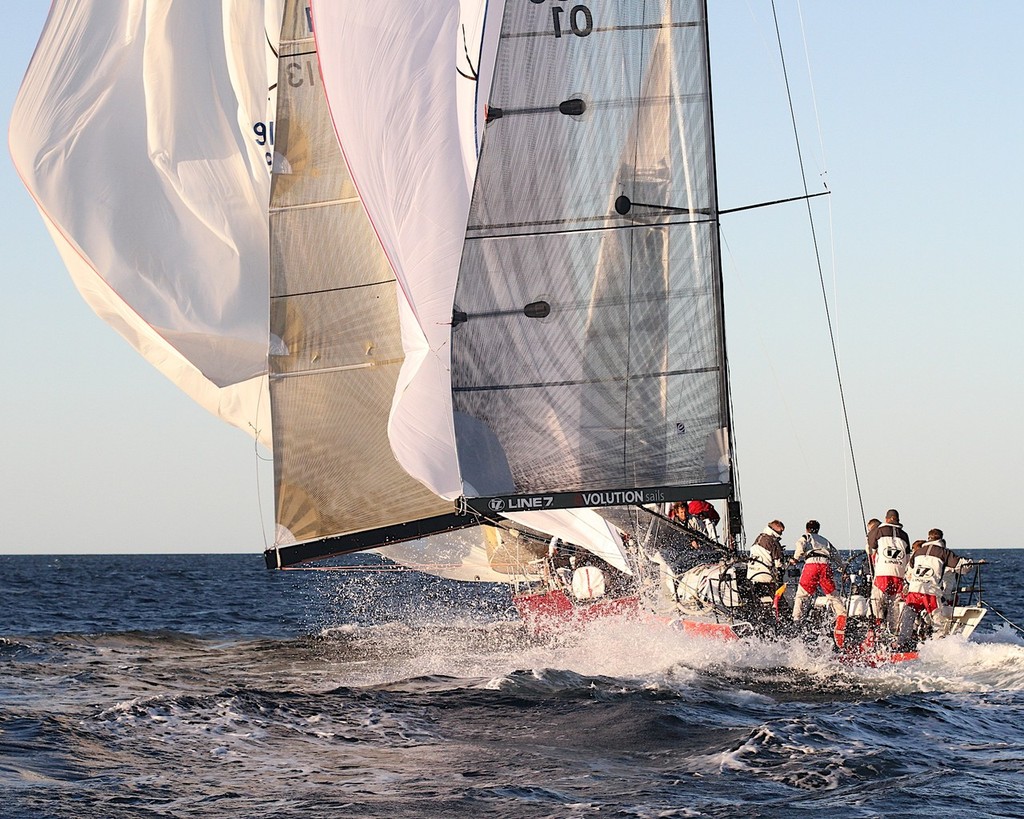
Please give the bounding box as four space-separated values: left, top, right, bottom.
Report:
12 1 990 656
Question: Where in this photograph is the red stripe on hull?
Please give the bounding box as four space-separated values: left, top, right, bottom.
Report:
513 590 641 635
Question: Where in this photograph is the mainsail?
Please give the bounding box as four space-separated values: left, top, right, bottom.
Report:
451 0 734 513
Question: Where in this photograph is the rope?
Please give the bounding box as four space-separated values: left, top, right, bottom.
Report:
769 1 867 535
457 23 479 81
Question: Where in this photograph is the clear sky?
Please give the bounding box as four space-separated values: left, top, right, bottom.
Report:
2 3 1021 555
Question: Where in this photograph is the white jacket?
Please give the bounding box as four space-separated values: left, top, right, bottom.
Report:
905 540 960 597
871 523 910 579
747 527 783 584
793 532 834 564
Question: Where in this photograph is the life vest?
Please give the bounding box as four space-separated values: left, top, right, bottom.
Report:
747 528 782 584
794 532 833 563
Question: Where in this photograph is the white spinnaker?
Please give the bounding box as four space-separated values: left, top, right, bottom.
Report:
10 0 284 445
506 509 631 574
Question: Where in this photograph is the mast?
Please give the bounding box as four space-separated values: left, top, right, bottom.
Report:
700 0 743 546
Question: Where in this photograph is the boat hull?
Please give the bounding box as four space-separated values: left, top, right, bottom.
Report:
513 589 642 635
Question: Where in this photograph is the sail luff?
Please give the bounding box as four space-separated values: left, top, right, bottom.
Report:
699 0 737 498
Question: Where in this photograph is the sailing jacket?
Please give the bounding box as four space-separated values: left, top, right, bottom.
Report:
867 522 910 579
747 528 784 584
687 500 720 524
792 532 836 565
905 539 961 597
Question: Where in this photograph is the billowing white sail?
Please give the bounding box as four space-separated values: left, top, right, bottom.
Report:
10 0 284 444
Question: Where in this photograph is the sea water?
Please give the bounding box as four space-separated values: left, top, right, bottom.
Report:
2 549 1023 818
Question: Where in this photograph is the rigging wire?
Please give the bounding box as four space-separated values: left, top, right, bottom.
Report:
795 0 854 548
769 0 868 536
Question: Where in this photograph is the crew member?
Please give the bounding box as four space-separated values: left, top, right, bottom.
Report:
667 501 689 525
864 518 881 564
747 520 785 619
789 520 845 622
866 509 911 633
544 537 574 590
687 500 721 540
898 528 962 643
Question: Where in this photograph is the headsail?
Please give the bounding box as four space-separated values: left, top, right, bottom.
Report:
10 0 284 445
267 0 469 554
451 0 733 512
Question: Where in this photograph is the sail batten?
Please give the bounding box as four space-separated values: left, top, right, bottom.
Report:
453 365 720 393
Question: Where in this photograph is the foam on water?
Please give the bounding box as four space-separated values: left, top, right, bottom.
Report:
308 611 1024 705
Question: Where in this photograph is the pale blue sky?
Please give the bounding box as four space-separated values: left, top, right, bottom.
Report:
2 3 1021 554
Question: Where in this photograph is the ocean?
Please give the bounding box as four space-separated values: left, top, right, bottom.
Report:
2 549 1023 818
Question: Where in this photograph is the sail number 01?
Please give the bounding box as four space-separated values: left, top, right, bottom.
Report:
530 1 594 38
